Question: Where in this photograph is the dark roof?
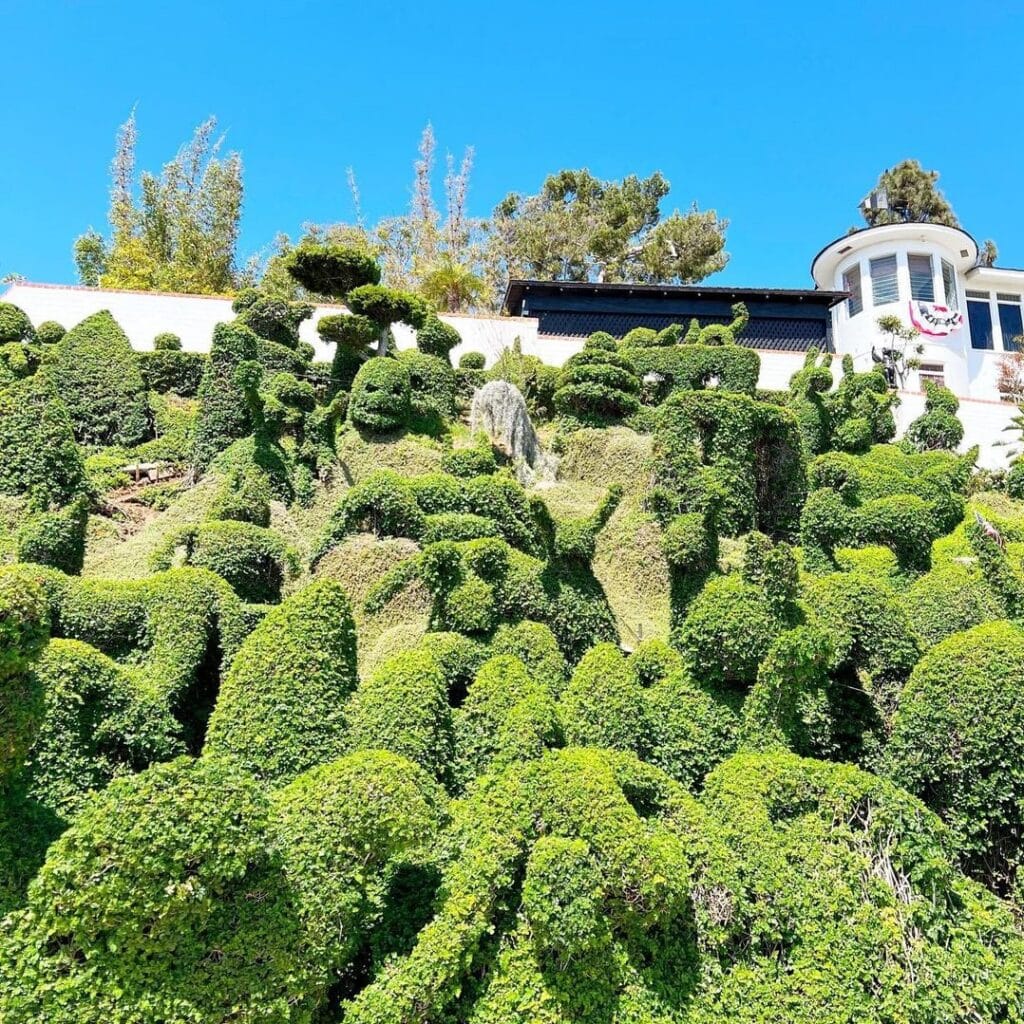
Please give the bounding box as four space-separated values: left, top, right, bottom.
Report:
504 278 847 316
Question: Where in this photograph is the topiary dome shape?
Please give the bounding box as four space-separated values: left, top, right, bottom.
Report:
46 310 149 447
203 578 358 784
285 243 381 298
887 620 1024 897
0 301 34 344
553 331 640 423
349 357 412 433
34 320 65 346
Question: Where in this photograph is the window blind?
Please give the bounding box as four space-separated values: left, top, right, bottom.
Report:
870 254 899 305
908 254 934 301
843 265 863 316
941 260 958 310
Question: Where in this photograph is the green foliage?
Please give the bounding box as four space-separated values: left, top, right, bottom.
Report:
209 463 272 526
491 620 567 696
399 347 457 423
286 243 381 298
459 350 485 370
626 341 761 401
153 332 181 351
346 648 453 781
138 348 206 396
46 311 149 447
862 158 959 228
34 320 65 346
350 357 412 432
487 341 560 418
16 496 89 574
416 314 461 361
905 381 964 451
887 621 1024 896
151 520 297 603
232 287 313 348
554 332 641 423
903 560 1004 646
347 284 428 334
204 579 358 784
0 302 34 344
193 321 258 469
0 373 86 508
560 642 646 753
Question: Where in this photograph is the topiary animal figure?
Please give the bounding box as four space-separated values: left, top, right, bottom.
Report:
904 380 964 451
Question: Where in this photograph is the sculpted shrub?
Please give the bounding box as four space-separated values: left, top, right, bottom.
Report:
349 357 412 432
554 332 641 422
0 302 34 343
46 310 149 447
204 579 358 784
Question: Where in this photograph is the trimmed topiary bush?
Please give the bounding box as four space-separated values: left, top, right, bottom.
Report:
905 381 963 451
903 560 1004 646
34 320 65 346
417 314 461 362
16 496 89 574
491 620 568 697
346 648 453 782
204 579 358 784
193 321 259 470
0 373 86 508
459 350 485 370
153 332 182 351
232 288 313 349
286 243 381 297
887 621 1024 896
554 333 641 423
0 302 33 344
349 357 412 432
138 348 206 396
399 348 457 424
151 520 297 603
46 311 149 447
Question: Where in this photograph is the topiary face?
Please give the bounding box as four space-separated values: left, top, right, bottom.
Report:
349 357 412 432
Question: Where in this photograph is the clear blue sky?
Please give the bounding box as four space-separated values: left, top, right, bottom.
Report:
3 0 1023 289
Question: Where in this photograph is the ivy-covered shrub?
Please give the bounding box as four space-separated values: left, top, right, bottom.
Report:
232 288 313 349
204 579 358 784
887 621 1024 896
16 496 89 574
349 357 412 432
153 332 182 351
560 642 647 754
903 560 1004 646
459 351 485 370
34 320 65 346
627 637 683 685
23 638 180 818
453 654 561 786
650 388 806 539
554 332 641 423
491 620 568 697
138 347 206 396
828 355 897 452
905 381 964 451
193 321 259 470
787 348 835 454
271 750 443 995
209 464 272 526
0 756 317 1023
46 311 149 447
417 314 461 362
0 341 40 388
0 373 86 508
151 520 297 603
675 574 782 689
440 441 497 478
0 570 49 782
346 648 453 782
0 301 34 344
399 347 457 422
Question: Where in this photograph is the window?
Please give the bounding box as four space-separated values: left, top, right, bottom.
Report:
998 295 1023 353
918 362 945 388
870 254 899 305
908 254 934 301
967 293 994 350
842 264 863 316
942 259 958 310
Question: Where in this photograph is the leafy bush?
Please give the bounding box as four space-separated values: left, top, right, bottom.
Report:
417 314 461 362
399 347 457 421
193 321 258 470
0 373 86 508
46 311 149 447
34 320 65 346
560 642 646 754
208 464 272 526
204 579 358 783
153 331 182 351
905 381 964 451
554 333 641 422
0 301 34 344
232 287 313 349
151 520 297 603
138 348 206 395
349 357 412 432
459 350 485 370
346 648 453 782
903 560 1003 646
16 496 89 574
286 243 381 296
887 621 1024 896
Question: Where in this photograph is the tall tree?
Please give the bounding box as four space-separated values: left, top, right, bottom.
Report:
861 159 958 227
485 169 728 293
73 113 244 294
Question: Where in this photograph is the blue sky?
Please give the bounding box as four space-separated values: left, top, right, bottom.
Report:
3 1 1023 290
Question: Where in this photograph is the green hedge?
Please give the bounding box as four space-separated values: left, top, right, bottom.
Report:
0 373 86 508
16 496 89 574
349 357 412 432
138 348 206 396
46 311 149 447
204 579 358 784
